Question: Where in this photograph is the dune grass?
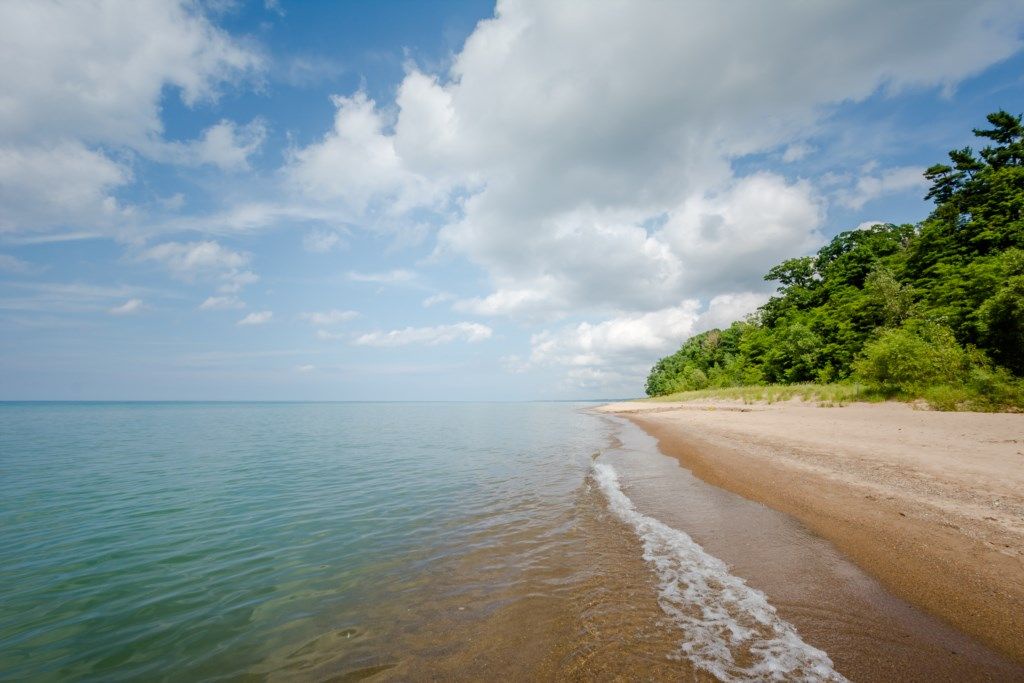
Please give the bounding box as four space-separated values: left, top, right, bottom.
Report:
643 383 866 406
642 380 1023 412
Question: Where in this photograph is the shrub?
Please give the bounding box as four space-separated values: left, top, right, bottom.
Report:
853 320 967 394
977 274 1024 374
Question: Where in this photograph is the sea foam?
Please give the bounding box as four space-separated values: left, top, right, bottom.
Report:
592 462 847 682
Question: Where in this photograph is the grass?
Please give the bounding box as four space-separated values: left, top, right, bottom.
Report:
643 382 866 406
643 380 1024 412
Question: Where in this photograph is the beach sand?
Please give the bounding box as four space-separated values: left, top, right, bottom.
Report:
596 399 1024 664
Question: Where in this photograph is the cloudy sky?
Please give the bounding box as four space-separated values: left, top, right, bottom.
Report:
2 0 1024 400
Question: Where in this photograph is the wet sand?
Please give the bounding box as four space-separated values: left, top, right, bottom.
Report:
597 399 1024 665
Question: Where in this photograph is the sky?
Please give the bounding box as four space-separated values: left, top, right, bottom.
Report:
2 0 1024 401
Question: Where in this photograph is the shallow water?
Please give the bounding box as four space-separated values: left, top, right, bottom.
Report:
0 402 1019 681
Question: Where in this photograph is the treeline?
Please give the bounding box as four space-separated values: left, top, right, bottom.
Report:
646 111 1024 410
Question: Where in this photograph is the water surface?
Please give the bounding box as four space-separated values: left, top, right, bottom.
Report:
1 402 1019 681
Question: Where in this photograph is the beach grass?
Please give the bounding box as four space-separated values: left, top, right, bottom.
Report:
643 380 1024 412
643 382 866 406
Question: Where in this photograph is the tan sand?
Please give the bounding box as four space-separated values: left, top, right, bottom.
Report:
596 399 1024 664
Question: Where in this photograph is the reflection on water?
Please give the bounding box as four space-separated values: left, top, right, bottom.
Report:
1 403 1020 681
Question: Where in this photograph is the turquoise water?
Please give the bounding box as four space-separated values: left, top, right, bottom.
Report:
3 402 1019 681
0 402 606 681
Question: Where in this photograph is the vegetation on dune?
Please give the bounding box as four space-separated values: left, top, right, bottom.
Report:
645 111 1024 411
645 383 864 407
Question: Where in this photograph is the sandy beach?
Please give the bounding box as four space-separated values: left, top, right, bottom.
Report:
596 399 1024 664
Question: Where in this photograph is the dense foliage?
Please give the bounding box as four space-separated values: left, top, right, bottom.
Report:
646 111 1024 409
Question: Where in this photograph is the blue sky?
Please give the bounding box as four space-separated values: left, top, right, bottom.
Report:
2 0 1024 400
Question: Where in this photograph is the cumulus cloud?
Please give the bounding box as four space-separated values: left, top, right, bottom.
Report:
0 0 263 234
286 92 445 216
300 309 359 325
0 142 132 233
286 0 1022 326
660 174 825 296
151 119 267 171
530 304 702 370
527 293 767 390
836 165 928 210
238 310 273 325
454 285 563 318
352 322 492 347
109 298 144 315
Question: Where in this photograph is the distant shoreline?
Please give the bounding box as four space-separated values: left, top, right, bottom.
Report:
596 399 1024 664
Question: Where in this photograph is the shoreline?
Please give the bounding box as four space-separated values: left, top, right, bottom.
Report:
596 399 1024 665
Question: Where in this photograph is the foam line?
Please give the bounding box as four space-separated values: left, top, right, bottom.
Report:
592 462 847 682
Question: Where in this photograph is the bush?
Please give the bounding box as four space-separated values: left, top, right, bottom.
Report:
853 320 967 394
854 319 1024 410
977 274 1024 374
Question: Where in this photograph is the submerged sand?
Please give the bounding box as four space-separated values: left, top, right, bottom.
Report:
596 399 1024 664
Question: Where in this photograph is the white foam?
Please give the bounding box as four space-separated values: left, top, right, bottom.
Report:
592 462 847 682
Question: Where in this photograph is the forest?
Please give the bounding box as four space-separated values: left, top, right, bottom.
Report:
645 111 1024 410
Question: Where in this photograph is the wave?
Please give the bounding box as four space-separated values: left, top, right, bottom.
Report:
591 462 847 682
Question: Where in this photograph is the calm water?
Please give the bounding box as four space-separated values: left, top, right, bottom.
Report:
1 402 1019 681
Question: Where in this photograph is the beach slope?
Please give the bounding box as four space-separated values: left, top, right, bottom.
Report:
596 399 1024 663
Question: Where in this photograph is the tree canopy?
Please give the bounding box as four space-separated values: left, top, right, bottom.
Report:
645 111 1024 409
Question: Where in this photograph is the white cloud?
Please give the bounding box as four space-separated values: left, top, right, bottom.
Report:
0 0 263 235
527 293 767 390
137 240 259 293
302 228 346 253
218 270 259 293
151 119 267 171
238 310 272 325
352 322 492 347
530 304 702 369
836 165 927 210
316 329 347 341
301 309 359 325
0 142 132 233
140 240 248 276
285 0 1022 322
696 292 770 330
109 298 144 316
422 292 454 307
0 1 263 147
286 92 445 216
199 295 245 310
454 286 562 317
660 173 825 296
347 269 416 284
